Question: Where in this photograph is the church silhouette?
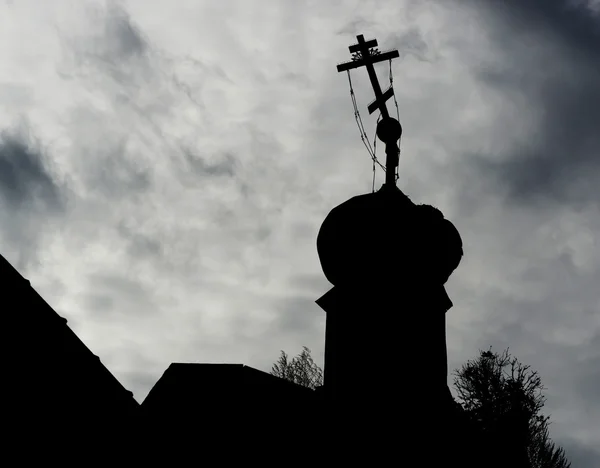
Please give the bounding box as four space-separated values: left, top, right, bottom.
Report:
3 32 532 467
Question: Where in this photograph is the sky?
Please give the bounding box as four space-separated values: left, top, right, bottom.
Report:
1 0 599 463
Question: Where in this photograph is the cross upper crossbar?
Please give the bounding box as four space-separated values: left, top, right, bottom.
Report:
336 34 399 119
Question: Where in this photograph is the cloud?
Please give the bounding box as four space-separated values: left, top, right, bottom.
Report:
0 125 67 270
422 0 600 457
179 148 237 181
0 127 63 211
64 2 150 82
559 437 600 468
83 270 161 318
1 1 598 462
463 0 600 207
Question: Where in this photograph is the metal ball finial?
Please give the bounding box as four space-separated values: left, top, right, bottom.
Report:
376 117 402 144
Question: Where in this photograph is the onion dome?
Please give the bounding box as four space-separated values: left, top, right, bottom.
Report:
316 188 463 289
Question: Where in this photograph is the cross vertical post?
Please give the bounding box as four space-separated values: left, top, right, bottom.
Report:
337 34 401 188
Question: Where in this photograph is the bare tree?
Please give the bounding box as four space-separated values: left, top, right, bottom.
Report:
270 346 323 390
453 348 570 468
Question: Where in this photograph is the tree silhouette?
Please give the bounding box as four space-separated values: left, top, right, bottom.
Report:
453 347 570 468
271 346 570 467
270 346 323 390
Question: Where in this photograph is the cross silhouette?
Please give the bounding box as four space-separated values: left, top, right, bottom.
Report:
337 34 401 189
337 35 399 119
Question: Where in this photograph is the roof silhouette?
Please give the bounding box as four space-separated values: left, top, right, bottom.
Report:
2 253 138 451
2 252 319 459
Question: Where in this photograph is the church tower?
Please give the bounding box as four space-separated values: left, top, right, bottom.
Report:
316 34 464 442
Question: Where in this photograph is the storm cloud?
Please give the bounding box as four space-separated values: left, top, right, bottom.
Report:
467 0 600 207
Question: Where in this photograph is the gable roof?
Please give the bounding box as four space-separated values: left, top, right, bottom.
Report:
2 253 139 422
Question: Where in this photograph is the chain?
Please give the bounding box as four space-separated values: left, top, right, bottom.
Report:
346 59 402 189
346 71 386 183
372 113 382 192
389 59 401 183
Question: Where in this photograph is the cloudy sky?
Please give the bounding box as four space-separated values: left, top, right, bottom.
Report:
1 0 599 462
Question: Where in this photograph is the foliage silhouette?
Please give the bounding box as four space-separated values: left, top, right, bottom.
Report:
453 347 570 468
272 346 570 467
270 346 323 390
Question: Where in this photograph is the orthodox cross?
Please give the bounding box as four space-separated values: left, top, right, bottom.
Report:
337 34 402 189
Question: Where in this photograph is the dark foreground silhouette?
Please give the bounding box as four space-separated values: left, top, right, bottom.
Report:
2 187 503 465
